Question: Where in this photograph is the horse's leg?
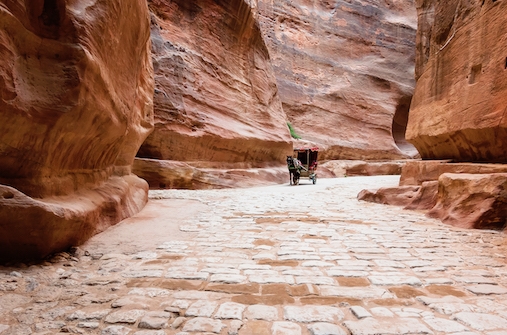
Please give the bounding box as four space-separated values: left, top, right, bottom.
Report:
289 171 293 185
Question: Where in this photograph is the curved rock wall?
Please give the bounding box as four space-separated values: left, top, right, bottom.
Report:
407 0 507 162
137 0 293 166
257 0 419 160
0 0 154 260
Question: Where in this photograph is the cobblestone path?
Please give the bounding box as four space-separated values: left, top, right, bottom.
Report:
2 176 507 335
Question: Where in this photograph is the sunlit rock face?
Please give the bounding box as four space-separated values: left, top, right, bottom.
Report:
257 0 418 160
0 0 154 261
137 0 293 167
407 0 507 162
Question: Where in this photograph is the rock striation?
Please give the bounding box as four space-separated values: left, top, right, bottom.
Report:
137 0 293 170
407 0 507 162
0 0 154 260
257 0 419 160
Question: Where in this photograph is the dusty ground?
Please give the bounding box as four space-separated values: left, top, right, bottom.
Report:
2 176 507 335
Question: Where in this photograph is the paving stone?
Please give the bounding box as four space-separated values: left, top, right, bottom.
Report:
171 317 186 329
228 320 243 335
344 318 433 335
165 271 208 281
373 260 406 268
185 301 219 317
138 314 169 329
209 274 247 284
326 270 369 277
0 325 9 333
105 309 145 324
350 306 372 319
370 307 394 317
428 303 478 315
301 261 335 267
307 322 347 335
453 276 498 284
213 302 246 320
283 306 344 323
77 321 100 329
320 286 394 299
368 275 422 286
423 317 469 332
466 284 507 295
171 300 190 309
133 331 166 335
66 309 110 321
417 296 464 305
101 326 132 335
249 275 295 284
244 305 279 321
294 276 336 285
272 321 302 335
182 317 225 333
453 312 507 331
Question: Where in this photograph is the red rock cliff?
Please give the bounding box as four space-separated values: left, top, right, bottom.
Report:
257 0 419 160
137 0 293 166
0 0 154 260
407 0 507 162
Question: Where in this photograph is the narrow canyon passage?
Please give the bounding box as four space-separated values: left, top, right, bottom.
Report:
2 176 507 334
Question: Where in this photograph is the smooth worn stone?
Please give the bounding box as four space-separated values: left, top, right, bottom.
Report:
417 296 464 305
77 322 100 329
244 305 279 321
320 286 394 299
423 317 469 332
101 325 132 335
466 284 507 295
370 307 394 317
185 301 219 317
138 316 169 329
284 306 344 323
249 275 295 285
228 320 243 335
307 322 347 335
105 310 146 324
133 331 166 335
171 317 186 329
209 274 247 284
428 303 477 315
453 312 507 331
66 309 111 321
344 318 433 335
350 306 372 319
272 321 302 335
368 275 422 286
213 302 246 320
182 317 225 333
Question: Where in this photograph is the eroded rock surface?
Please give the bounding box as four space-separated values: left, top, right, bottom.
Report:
257 0 418 160
137 0 293 169
407 0 507 162
0 0 154 260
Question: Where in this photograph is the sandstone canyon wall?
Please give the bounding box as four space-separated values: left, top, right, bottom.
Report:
134 0 295 189
137 0 293 166
360 0 507 230
0 0 154 260
257 0 419 160
407 0 507 162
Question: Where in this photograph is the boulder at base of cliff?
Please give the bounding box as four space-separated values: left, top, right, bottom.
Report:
428 173 507 230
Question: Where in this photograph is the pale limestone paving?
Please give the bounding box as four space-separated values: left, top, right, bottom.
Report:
244 305 279 321
213 302 246 320
423 317 470 332
4 177 507 334
272 321 302 335
307 322 347 335
343 318 434 335
350 306 372 319
182 317 225 333
185 300 219 317
283 306 344 323
104 309 146 324
453 312 507 331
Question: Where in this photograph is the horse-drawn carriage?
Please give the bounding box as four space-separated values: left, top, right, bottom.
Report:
286 147 319 185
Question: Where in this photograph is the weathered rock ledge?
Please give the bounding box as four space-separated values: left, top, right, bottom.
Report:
358 161 507 230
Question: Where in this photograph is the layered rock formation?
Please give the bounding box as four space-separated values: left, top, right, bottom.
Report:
407 0 507 162
137 0 293 173
257 0 419 160
0 0 154 260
